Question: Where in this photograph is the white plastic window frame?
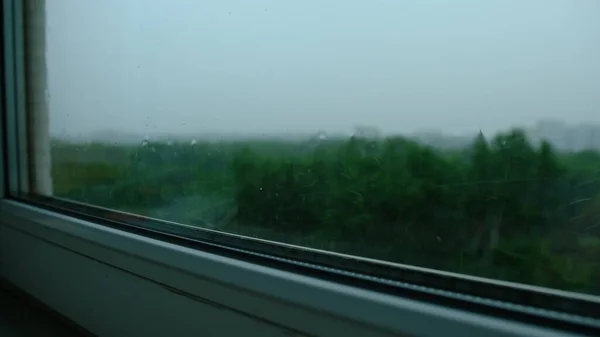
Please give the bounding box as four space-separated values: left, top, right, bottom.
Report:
0 1 593 336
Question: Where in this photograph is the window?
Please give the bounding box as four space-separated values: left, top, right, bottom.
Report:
4 0 600 336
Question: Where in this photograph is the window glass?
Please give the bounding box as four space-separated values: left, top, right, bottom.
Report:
46 0 600 295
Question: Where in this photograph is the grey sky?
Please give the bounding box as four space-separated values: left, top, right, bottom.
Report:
47 0 600 138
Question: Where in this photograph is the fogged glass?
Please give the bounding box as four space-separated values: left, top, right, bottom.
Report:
46 0 600 294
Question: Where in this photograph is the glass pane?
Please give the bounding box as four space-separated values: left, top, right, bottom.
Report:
45 0 600 294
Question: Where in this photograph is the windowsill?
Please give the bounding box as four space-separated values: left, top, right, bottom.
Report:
0 280 92 337
0 199 577 337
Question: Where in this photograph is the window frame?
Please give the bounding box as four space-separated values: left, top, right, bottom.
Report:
1 1 600 336
0 199 585 337
15 193 600 331
2 0 27 196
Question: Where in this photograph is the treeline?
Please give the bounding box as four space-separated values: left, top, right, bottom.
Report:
51 129 600 294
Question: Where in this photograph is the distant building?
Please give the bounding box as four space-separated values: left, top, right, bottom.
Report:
352 125 381 139
311 130 328 141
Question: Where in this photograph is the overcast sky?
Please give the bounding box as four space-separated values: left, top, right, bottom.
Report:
47 0 600 138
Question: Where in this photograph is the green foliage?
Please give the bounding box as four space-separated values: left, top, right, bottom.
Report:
51 129 600 295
